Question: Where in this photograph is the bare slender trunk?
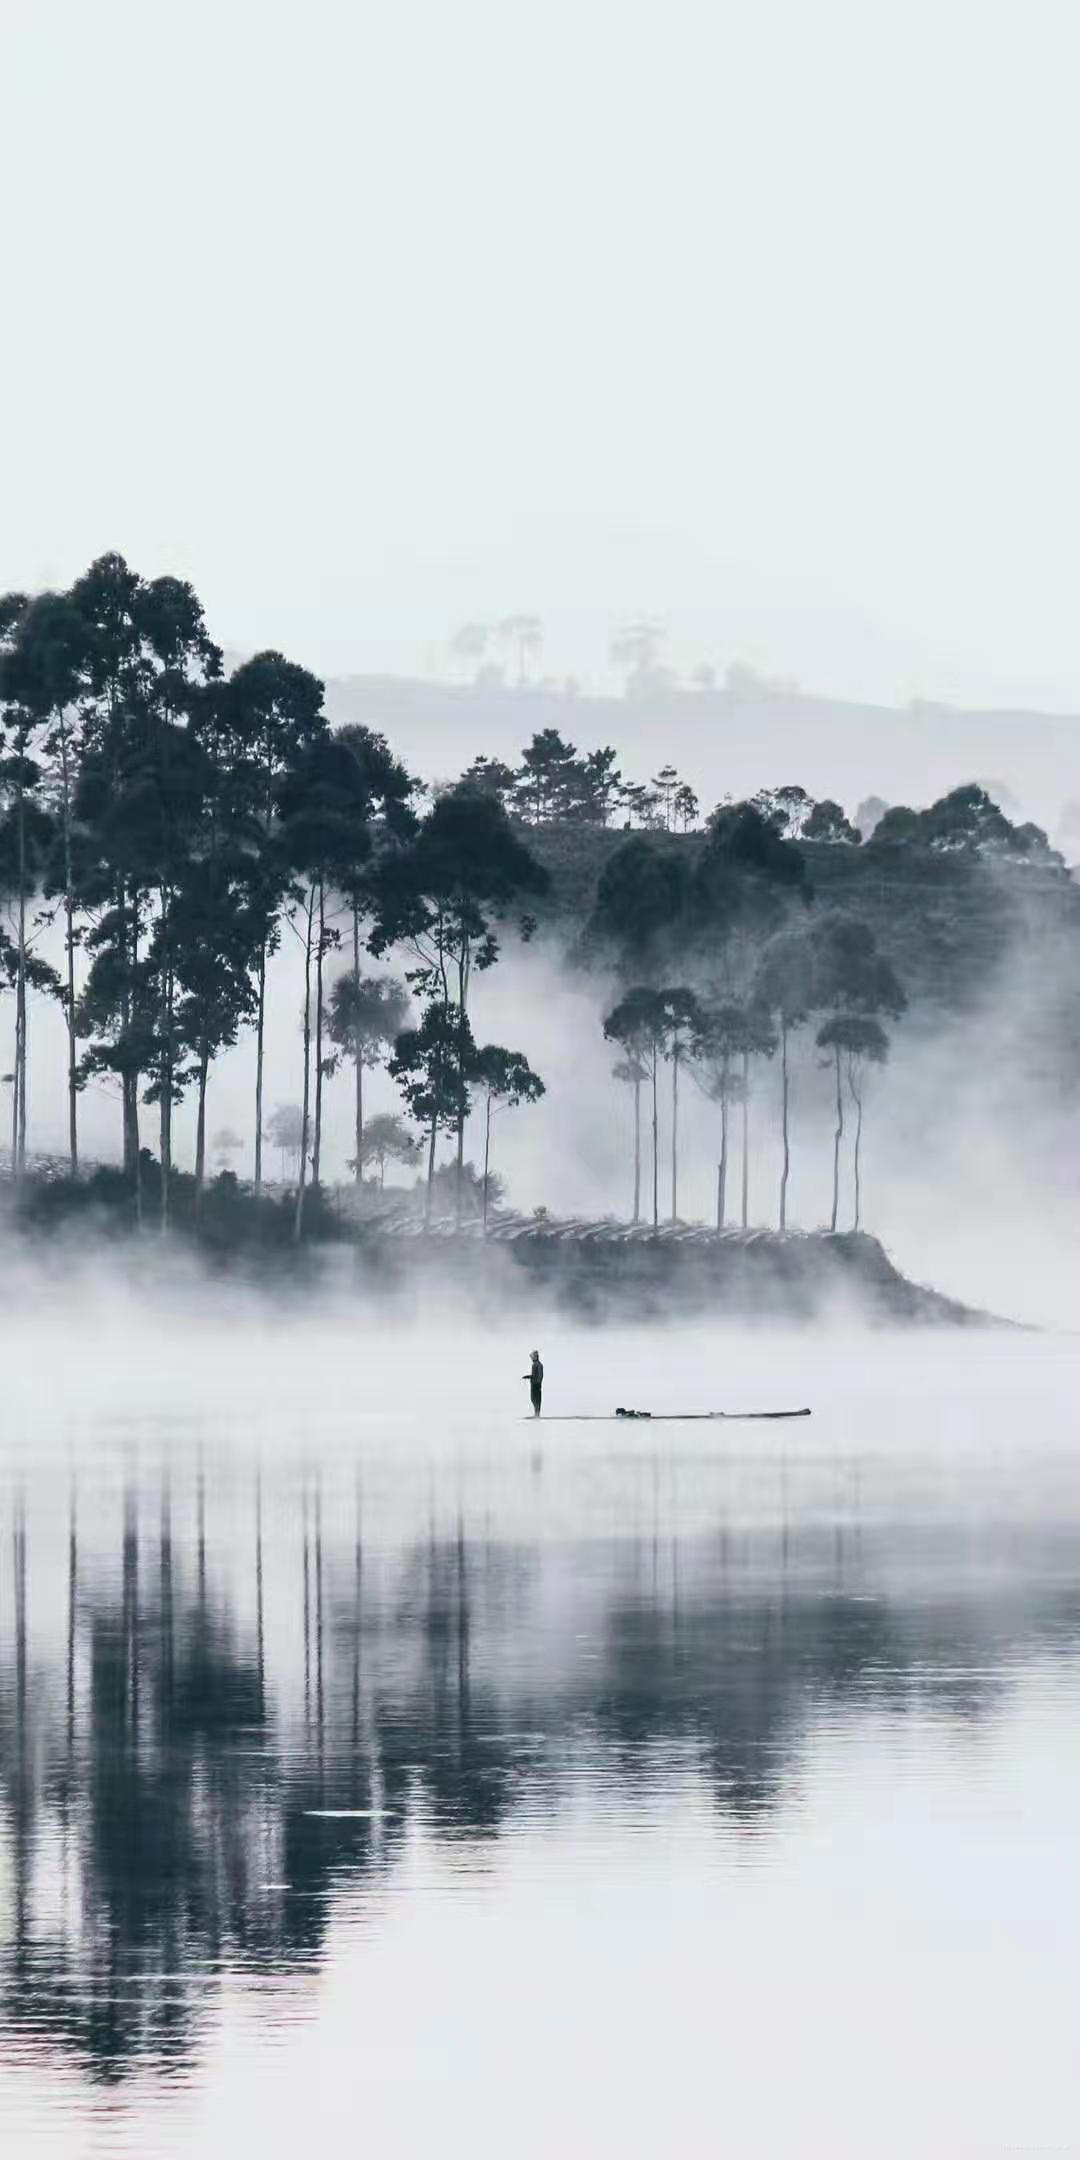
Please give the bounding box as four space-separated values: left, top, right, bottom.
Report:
483 1090 492 1234
313 881 325 1191
779 1018 790 1232
254 941 266 1192
830 1044 843 1233
671 1045 679 1224
131 893 142 1230
159 937 173 1234
632 1077 641 1223
122 1075 138 1177
849 1059 863 1231
352 902 363 1183
15 787 26 1185
194 1038 210 1200
741 1049 750 1229
717 1066 729 1231
58 717 78 1174
651 1052 659 1229
424 1105 438 1226
293 887 315 1243
15 957 26 1177
9 1008 17 1174
455 950 469 1228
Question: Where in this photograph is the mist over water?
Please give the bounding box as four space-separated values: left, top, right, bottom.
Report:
2 1312 1080 2157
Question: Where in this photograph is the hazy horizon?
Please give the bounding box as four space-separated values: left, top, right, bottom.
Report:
8 1 1080 712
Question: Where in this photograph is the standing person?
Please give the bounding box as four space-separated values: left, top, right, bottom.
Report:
523 1349 544 1417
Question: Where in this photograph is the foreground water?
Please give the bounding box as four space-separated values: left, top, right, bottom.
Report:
1 1310 1079 2157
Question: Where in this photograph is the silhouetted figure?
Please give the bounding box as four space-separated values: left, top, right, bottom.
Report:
524 1350 544 1417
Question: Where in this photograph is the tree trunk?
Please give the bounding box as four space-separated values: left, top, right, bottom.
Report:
352 902 363 1184
254 941 266 1192
9 1007 17 1175
830 1044 843 1233
58 717 78 1175
194 1038 210 1202
721 1067 730 1235
455 951 469 1228
313 881 325 1192
779 1018 790 1232
293 887 315 1244
671 1044 679 1224
483 1091 492 1234
651 1053 659 1229
632 1076 641 1224
424 1105 438 1227
130 893 142 1230
14 786 27 1186
849 1060 863 1231
122 1075 139 1179
741 1050 750 1229
159 940 173 1235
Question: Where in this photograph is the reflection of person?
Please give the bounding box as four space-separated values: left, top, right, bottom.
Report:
523 1349 544 1417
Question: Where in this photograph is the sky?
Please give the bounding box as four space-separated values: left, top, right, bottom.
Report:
4 0 1080 710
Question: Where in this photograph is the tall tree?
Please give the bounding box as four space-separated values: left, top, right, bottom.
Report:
70 557 221 1219
2 590 88 1172
803 798 861 844
460 755 518 811
473 1043 544 1231
661 988 704 1223
579 747 623 825
265 1101 304 1182
226 652 327 1192
325 973 410 1184
690 1002 746 1231
0 599 61 1180
602 988 671 1229
734 1004 777 1229
693 1000 775 1230
389 1000 477 1225
611 1055 647 1223
673 782 699 831
327 724 417 1184
516 729 578 824
755 927 816 1230
813 915 905 1232
371 787 547 1221
353 1110 419 1188
816 1014 889 1229
275 735 383 1236
652 764 680 831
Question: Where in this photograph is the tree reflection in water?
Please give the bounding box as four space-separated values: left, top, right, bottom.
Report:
2 1456 1079 2085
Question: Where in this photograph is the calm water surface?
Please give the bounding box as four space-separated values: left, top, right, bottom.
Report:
1 1317 1079 2157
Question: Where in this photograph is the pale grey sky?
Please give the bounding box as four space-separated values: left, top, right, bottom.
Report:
4 0 1080 708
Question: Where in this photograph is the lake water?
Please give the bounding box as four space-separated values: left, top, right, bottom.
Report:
2 1308 1079 2157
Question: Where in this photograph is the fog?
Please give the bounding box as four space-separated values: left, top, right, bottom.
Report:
8 3 1080 718
6 823 1080 1330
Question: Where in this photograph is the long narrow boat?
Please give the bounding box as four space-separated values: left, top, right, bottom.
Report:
533 1407 811 1422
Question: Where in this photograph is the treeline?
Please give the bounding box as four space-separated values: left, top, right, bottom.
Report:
0 555 549 1235
463 734 699 831
2 553 1063 1241
584 780 1062 1233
